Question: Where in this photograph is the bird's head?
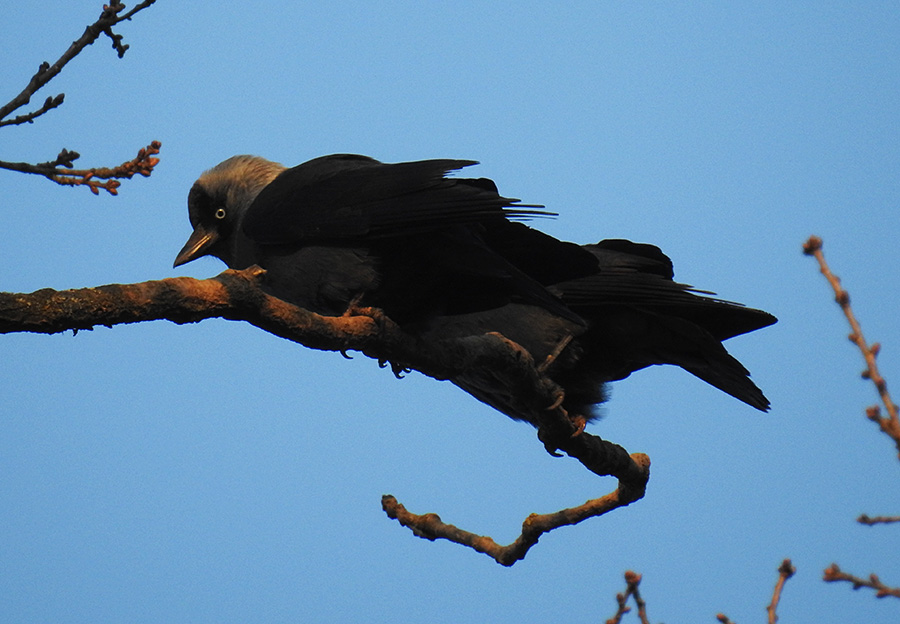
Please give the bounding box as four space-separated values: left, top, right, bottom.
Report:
173 155 286 268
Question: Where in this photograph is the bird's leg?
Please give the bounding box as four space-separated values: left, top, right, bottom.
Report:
536 333 574 374
342 296 411 377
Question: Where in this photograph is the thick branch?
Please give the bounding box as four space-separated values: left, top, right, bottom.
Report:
0 269 649 489
803 236 900 459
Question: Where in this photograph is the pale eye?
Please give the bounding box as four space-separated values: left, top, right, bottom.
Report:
214 207 227 220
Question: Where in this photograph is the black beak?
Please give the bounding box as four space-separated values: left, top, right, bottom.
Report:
173 225 219 267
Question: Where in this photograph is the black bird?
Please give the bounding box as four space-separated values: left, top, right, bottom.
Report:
174 154 776 425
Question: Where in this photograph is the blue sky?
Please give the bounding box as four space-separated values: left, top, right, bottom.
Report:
2 2 899 622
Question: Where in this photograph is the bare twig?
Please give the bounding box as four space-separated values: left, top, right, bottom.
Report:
0 268 650 561
858 514 900 526
0 141 161 195
823 563 900 599
0 94 65 128
767 559 795 624
715 614 736 624
0 2 161 194
803 236 900 459
605 571 650 624
0 1 157 123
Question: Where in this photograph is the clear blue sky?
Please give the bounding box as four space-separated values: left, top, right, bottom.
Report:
2 2 899 622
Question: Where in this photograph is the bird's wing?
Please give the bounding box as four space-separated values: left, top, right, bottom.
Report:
241 154 551 244
557 239 776 340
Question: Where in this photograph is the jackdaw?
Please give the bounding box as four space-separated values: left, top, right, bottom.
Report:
174 154 776 425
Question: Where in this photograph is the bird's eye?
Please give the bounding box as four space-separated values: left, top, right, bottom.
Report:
214 207 227 220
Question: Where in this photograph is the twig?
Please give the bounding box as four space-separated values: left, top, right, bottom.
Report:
803 236 900 459
0 2 160 194
605 571 650 624
857 514 900 526
823 563 900 599
0 1 157 124
0 268 651 561
767 559 795 624
0 141 161 195
0 94 65 128
715 614 736 624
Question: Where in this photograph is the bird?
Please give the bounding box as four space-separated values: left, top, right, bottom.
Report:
174 154 776 426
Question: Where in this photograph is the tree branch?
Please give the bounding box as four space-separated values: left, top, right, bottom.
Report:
803 236 900 458
857 514 900 526
0 269 651 561
0 1 157 123
0 141 161 195
767 559 795 624
823 563 900 599
0 2 161 195
382 462 648 567
605 570 650 624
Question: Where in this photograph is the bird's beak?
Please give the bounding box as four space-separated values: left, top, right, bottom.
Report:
173 225 219 268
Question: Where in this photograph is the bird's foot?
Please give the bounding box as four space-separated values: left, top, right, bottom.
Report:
343 295 385 322
378 359 411 379
537 408 587 456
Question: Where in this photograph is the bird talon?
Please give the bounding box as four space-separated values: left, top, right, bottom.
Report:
543 441 564 457
545 391 566 411
569 414 587 437
537 425 565 457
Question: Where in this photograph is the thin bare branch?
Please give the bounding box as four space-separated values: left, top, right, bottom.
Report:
823 563 900 599
605 571 650 624
715 614 736 624
0 141 161 195
767 559 795 624
0 1 157 123
857 514 900 526
0 94 65 128
803 236 900 459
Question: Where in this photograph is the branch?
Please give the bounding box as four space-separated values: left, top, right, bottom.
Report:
823 563 900 599
0 141 161 195
0 269 650 560
605 570 650 624
857 514 900 526
803 236 900 459
382 463 648 567
0 2 161 195
0 94 65 128
0 1 157 123
767 559 795 624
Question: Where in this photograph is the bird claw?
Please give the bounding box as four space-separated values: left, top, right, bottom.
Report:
568 414 587 437
537 425 565 457
545 391 566 411
378 359 411 378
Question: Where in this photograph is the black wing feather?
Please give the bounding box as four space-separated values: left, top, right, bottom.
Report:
242 154 550 244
